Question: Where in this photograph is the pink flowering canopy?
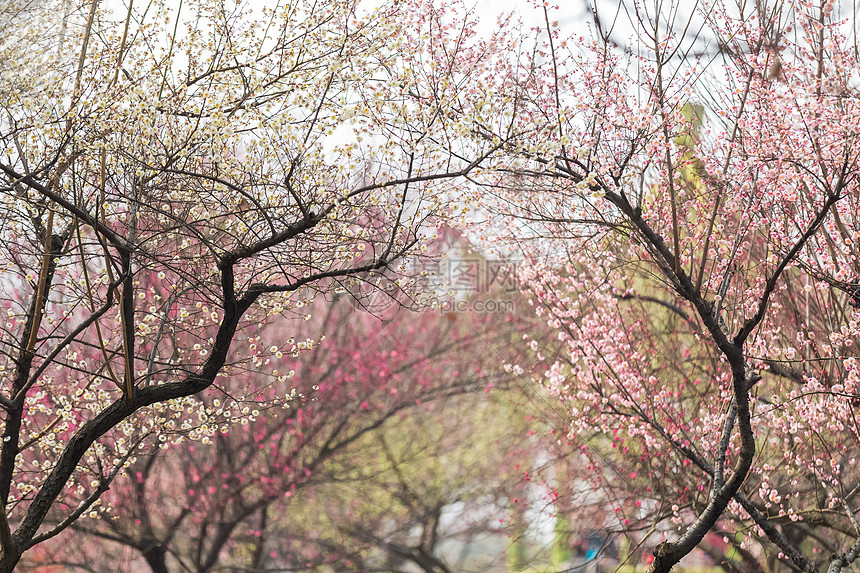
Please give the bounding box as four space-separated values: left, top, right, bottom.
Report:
37 294 536 571
486 0 860 571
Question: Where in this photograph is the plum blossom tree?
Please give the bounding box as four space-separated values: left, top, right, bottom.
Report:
0 0 513 568
490 0 860 571
27 297 537 573
37 297 524 573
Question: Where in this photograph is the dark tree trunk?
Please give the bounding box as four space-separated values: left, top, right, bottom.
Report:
0 547 21 573
142 542 169 573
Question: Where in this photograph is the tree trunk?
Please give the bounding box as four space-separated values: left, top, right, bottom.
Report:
0 546 21 573
142 542 169 573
